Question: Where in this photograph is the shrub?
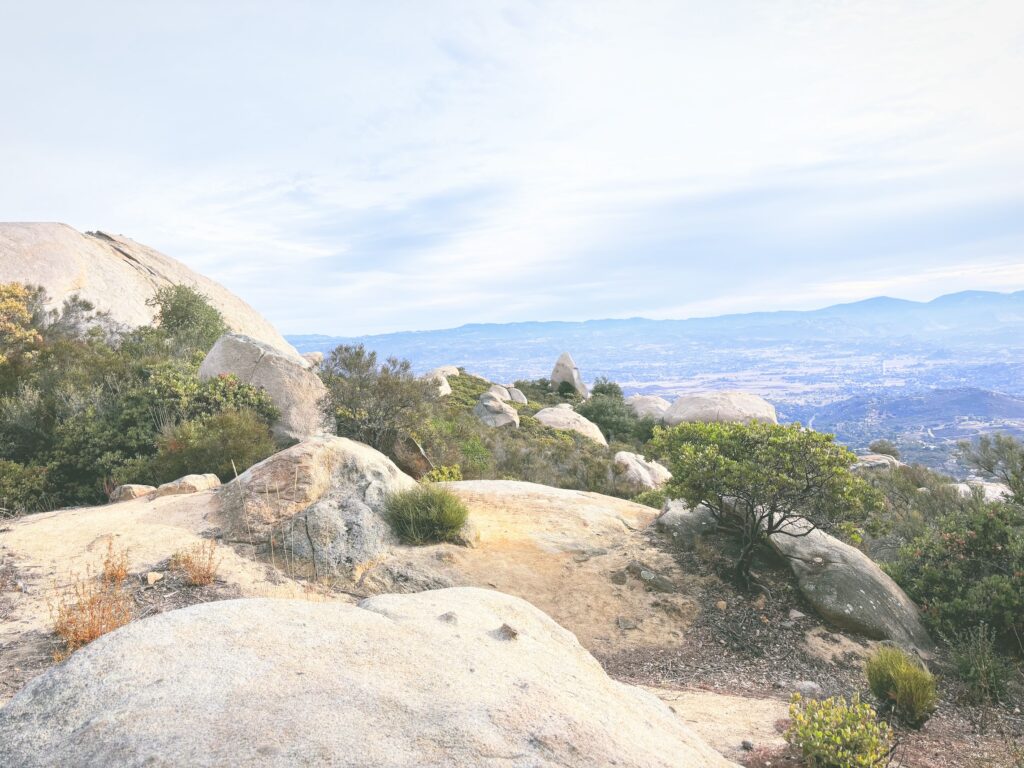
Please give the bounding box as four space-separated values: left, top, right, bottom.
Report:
865 647 937 728
632 488 668 509
868 439 900 459
946 622 1011 703
52 573 134 657
147 284 227 353
100 541 129 586
785 693 894 768
0 459 48 517
149 408 277 483
385 485 469 545
886 496 1024 656
423 464 463 483
171 540 221 586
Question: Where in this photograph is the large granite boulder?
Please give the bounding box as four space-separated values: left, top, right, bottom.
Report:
507 386 528 404
151 473 221 498
614 451 672 493
851 453 903 473
952 480 1012 503
663 392 777 426
0 222 299 358
427 371 452 397
219 436 417 580
626 395 671 421
656 500 718 549
767 518 932 650
550 352 589 397
428 365 461 378
0 589 734 767
200 333 334 444
473 393 520 428
535 404 608 446
487 384 512 401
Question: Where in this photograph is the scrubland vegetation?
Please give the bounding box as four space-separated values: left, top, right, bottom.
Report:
0 282 278 515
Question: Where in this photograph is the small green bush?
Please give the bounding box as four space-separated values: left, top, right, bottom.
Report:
865 646 937 728
385 485 469 545
632 488 667 509
0 459 48 517
423 464 463 483
785 693 894 768
149 408 277 483
946 622 1011 703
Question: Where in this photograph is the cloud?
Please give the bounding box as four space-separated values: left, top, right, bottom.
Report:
1 0 1023 334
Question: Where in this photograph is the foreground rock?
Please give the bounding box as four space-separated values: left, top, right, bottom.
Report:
614 451 671 492
0 590 734 768
200 333 334 444
0 222 299 358
550 351 589 397
626 394 671 421
663 392 777 426
473 392 520 428
535 404 607 446
767 518 932 650
220 436 417 580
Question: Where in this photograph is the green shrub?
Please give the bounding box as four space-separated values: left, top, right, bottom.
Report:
865 647 937 728
946 622 1011 703
385 485 469 545
632 488 667 509
423 464 463 483
868 439 900 459
0 459 48 517
149 409 277 483
785 693 894 768
147 284 227 353
886 496 1024 656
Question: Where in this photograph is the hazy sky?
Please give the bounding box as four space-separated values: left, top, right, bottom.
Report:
2 1 1023 335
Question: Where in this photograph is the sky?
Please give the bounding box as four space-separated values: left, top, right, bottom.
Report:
2 1 1023 336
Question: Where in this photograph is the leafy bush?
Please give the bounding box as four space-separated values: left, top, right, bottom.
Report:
652 421 882 587
946 622 1011 703
0 459 48 517
961 433 1024 506
886 495 1024 656
865 646 937 728
575 390 655 446
632 488 668 509
147 284 227 353
868 439 900 459
785 693 894 768
385 485 469 545
423 464 463 483
148 409 277 484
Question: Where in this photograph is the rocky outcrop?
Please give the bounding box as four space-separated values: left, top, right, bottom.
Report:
507 386 528 404
473 393 520 428
626 394 671 421
199 333 333 444
767 518 932 650
0 222 299 358
656 500 718 549
851 453 902 472
0 589 734 768
151 474 221 498
428 371 453 397
487 384 512 401
108 484 155 503
535 404 608 445
663 392 777 426
952 480 1012 503
301 351 324 367
614 451 671 492
219 436 417 580
428 365 461 378
550 352 589 397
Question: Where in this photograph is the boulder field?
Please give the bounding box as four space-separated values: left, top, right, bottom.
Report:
0 222 300 359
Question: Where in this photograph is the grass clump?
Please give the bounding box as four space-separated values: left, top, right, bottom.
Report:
171 540 221 586
785 693 894 768
865 646 937 728
385 484 469 545
100 541 129 585
52 572 134 658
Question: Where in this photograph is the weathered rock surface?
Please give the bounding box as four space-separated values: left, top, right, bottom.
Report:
663 392 777 426
626 394 671 421
428 371 452 397
656 500 718 548
0 590 734 767
507 386 528 404
535 404 607 446
108 484 155 503
219 436 416 580
199 333 333 444
851 453 902 472
550 352 589 397
767 518 932 650
952 480 1012 503
301 351 324 367
473 393 520 428
614 451 672 492
391 435 435 480
0 222 299 358
487 384 512 401
151 474 221 498
428 365 461 378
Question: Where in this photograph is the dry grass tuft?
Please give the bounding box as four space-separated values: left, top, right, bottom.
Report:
171 540 221 586
100 540 129 585
51 571 134 659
